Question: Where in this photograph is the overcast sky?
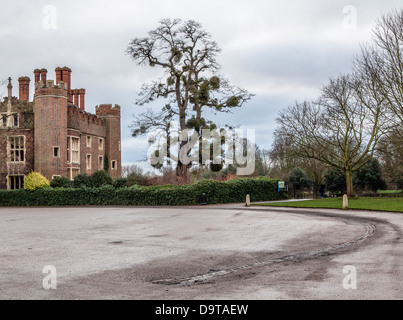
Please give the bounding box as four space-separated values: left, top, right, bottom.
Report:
1 0 401 169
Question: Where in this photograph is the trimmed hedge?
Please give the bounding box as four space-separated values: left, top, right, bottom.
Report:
0 178 287 207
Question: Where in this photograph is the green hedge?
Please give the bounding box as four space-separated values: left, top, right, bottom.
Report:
0 178 287 207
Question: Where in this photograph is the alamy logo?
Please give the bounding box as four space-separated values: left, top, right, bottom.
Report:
343 265 357 290
147 125 256 175
42 265 57 290
342 5 357 30
42 5 57 30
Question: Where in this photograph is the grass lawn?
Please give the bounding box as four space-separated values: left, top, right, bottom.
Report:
255 197 403 213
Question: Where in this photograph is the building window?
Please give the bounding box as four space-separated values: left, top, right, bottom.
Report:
9 136 25 163
86 136 92 148
98 156 103 170
67 137 70 162
9 175 24 190
13 114 19 127
86 154 91 170
0 114 18 127
1 113 6 127
111 160 117 170
54 147 60 158
99 138 104 150
68 168 80 181
67 137 80 164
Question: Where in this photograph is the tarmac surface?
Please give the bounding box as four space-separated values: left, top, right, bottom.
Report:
0 203 402 299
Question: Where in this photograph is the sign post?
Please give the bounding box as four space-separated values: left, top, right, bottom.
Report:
278 181 285 192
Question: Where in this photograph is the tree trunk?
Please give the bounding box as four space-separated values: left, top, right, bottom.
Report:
176 141 188 175
346 169 354 198
176 107 189 182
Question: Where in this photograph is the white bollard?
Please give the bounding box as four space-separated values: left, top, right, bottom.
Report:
343 194 349 210
246 194 251 207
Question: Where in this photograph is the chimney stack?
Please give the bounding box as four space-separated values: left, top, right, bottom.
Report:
40 68 47 84
68 68 72 91
18 77 31 102
73 89 79 106
55 67 62 84
79 89 85 111
34 69 41 84
61 67 72 102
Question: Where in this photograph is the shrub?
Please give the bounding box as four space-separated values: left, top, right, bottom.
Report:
113 177 128 189
24 172 50 191
87 170 113 188
126 172 149 187
73 174 90 188
50 176 73 188
0 177 287 206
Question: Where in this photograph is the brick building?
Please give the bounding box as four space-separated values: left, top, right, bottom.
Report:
0 67 122 189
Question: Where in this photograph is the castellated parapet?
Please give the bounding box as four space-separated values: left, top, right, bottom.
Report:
35 80 68 91
95 104 121 116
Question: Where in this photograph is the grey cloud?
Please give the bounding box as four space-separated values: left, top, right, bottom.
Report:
1 0 402 164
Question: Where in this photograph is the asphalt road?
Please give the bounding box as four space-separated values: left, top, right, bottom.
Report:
0 204 402 299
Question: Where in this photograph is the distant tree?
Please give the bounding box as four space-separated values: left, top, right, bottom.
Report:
377 127 403 184
271 122 327 188
289 167 313 188
354 158 387 192
324 168 346 194
122 163 145 178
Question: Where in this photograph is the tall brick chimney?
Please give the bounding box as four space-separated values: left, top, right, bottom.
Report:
34 69 41 84
18 77 31 102
61 67 72 103
68 68 72 90
79 88 85 111
61 67 69 88
40 68 47 84
73 89 79 106
55 67 62 84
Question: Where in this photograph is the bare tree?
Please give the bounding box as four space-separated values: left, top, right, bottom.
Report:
270 125 326 190
377 126 403 184
126 19 252 178
358 10 403 123
277 74 388 197
121 163 145 178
